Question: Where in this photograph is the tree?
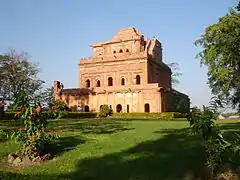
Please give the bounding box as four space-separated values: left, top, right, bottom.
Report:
0 49 44 109
237 1 240 11
167 62 182 87
36 87 54 108
194 3 240 111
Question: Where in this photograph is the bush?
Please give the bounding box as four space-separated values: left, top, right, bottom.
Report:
11 106 61 160
99 105 113 117
52 100 67 111
188 105 240 178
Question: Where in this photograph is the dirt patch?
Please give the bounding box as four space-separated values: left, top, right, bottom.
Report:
7 152 52 169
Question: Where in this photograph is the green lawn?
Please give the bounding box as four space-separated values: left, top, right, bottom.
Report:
0 118 239 180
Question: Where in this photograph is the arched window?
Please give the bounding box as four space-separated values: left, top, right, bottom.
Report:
97 80 101 87
116 104 122 113
108 77 113 86
119 49 123 53
127 104 129 113
121 78 125 85
126 49 129 52
84 105 90 112
113 50 116 54
86 79 90 88
136 75 141 84
144 103 150 112
100 105 103 110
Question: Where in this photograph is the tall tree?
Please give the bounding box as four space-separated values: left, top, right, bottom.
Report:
0 49 44 109
36 87 54 108
167 62 182 87
194 3 240 111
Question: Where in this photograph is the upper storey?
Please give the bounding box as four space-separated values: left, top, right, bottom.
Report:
80 27 163 64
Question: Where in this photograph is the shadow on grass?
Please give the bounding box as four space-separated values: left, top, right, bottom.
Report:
1 120 240 179
57 128 205 180
3 120 239 179
56 136 86 155
0 119 134 135
49 119 135 134
0 127 205 180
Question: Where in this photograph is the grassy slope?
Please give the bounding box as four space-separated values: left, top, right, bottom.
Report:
0 118 238 180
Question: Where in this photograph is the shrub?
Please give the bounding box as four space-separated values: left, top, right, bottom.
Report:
187 103 240 178
50 100 69 119
11 105 61 160
99 105 113 117
52 100 67 111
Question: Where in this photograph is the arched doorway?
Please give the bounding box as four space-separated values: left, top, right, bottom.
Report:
116 104 122 113
144 103 150 112
84 105 90 112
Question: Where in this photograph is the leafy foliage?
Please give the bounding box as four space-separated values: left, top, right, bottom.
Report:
187 96 240 178
237 1 240 11
52 100 67 111
194 4 240 111
51 100 68 119
35 87 54 109
167 62 182 87
0 49 44 109
11 105 61 159
99 105 113 117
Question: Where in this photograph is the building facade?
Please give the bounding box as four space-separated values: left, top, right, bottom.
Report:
54 27 190 113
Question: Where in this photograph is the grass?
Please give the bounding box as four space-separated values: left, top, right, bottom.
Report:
0 118 239 180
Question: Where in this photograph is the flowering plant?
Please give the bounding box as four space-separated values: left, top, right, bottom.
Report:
12 105 62 159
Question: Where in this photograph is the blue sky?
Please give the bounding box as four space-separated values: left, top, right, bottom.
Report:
0 0 238 108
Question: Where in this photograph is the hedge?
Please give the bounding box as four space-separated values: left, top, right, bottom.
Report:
0 111 185 120
66 112 97 119
111 112 187 119
0 111 97 120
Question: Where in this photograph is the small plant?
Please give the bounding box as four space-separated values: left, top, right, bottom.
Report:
11 105 61 160
99 105 113 117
